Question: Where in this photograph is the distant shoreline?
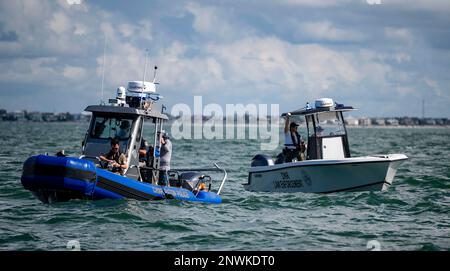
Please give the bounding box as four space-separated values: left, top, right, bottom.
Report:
346 125 450 129
1 121 448 129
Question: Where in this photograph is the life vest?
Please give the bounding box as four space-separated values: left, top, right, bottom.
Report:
284 131 301 150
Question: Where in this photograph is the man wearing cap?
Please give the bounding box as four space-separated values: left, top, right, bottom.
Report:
158 131 172 186
283 113 306 162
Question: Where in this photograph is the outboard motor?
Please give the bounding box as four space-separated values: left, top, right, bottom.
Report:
180 172 203 191
275 152 285 164
251 154 274 167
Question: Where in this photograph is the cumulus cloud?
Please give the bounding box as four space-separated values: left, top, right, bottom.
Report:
185 2 234 39
385 27 414 45
281 0 352 7
0 0 448 117
295 21 366 42
63 66 87 80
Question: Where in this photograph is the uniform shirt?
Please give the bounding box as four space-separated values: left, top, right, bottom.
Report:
159 139 172 171
105 150 127 173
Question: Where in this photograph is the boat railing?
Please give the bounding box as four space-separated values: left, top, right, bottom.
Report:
79 155 102 163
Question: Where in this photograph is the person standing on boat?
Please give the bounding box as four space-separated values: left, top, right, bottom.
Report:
99 138 128 174
283 113 306 162
158 131 172 186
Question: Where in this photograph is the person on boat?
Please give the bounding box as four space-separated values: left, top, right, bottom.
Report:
116 120 131 139
93 118 107 138
139 139 148 160
283 113 306 162
139 139 156 168
99 138 128 174
158 131 172 186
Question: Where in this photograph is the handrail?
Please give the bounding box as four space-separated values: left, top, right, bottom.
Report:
214 163 227 195
79 155 101 162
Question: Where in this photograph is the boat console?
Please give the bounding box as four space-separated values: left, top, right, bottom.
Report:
281 98 355 161
81 79 168 183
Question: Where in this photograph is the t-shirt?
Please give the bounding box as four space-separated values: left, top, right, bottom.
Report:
159 139 172 171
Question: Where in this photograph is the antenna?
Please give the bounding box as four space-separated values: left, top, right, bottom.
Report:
153 65 158 83
142 49 149 93
100 35 107 105
422 98 425 119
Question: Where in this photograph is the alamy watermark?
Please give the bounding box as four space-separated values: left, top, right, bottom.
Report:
170 96 280 151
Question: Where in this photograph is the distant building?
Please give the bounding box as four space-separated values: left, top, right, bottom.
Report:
42 113 58 122
345 116 359 126
358 117 371 126
27 112 43 122
12 110 26 121
422 118 436 125
385 118 399 126
372 118 385 126
0 109 6 121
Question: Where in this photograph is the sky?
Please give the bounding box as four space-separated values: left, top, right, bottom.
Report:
0 0 449 117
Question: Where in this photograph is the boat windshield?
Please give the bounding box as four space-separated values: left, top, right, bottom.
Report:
90 116 135 140
314 111 346 137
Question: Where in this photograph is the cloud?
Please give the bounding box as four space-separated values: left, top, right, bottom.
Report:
63 66 87 80
387 0 450 13
0 23 18 42
66 0 82 5
118 20 152 41
49 12 71 34
295 21 366 42
0 57 60 84
424 78 442 97
185 2 233 39
0 0 449 117
207 37 362 95
281 0 352 7
385 27 414 45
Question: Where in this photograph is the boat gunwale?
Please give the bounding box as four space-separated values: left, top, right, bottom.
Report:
248 154 408 173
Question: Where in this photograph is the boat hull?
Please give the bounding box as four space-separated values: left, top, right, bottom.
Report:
21 155 221 204
244 154 407 193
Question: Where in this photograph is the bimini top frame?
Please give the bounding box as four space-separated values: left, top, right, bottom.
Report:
281 104 355 118
281 102 356 161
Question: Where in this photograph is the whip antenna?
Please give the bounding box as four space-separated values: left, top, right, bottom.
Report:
153 65 158 83
100 35 107 104
142 49 149 94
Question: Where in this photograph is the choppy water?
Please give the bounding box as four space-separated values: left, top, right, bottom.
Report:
0 122 449 251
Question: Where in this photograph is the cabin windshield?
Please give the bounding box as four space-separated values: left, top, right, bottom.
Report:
314 112 346 137
90 116 135 140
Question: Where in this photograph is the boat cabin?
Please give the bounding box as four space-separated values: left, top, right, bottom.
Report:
81 81 168 181
285 98 355 160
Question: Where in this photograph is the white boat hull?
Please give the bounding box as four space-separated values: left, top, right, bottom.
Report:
244 154 408 193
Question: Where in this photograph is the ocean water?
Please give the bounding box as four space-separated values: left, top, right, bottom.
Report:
0 122 449 251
